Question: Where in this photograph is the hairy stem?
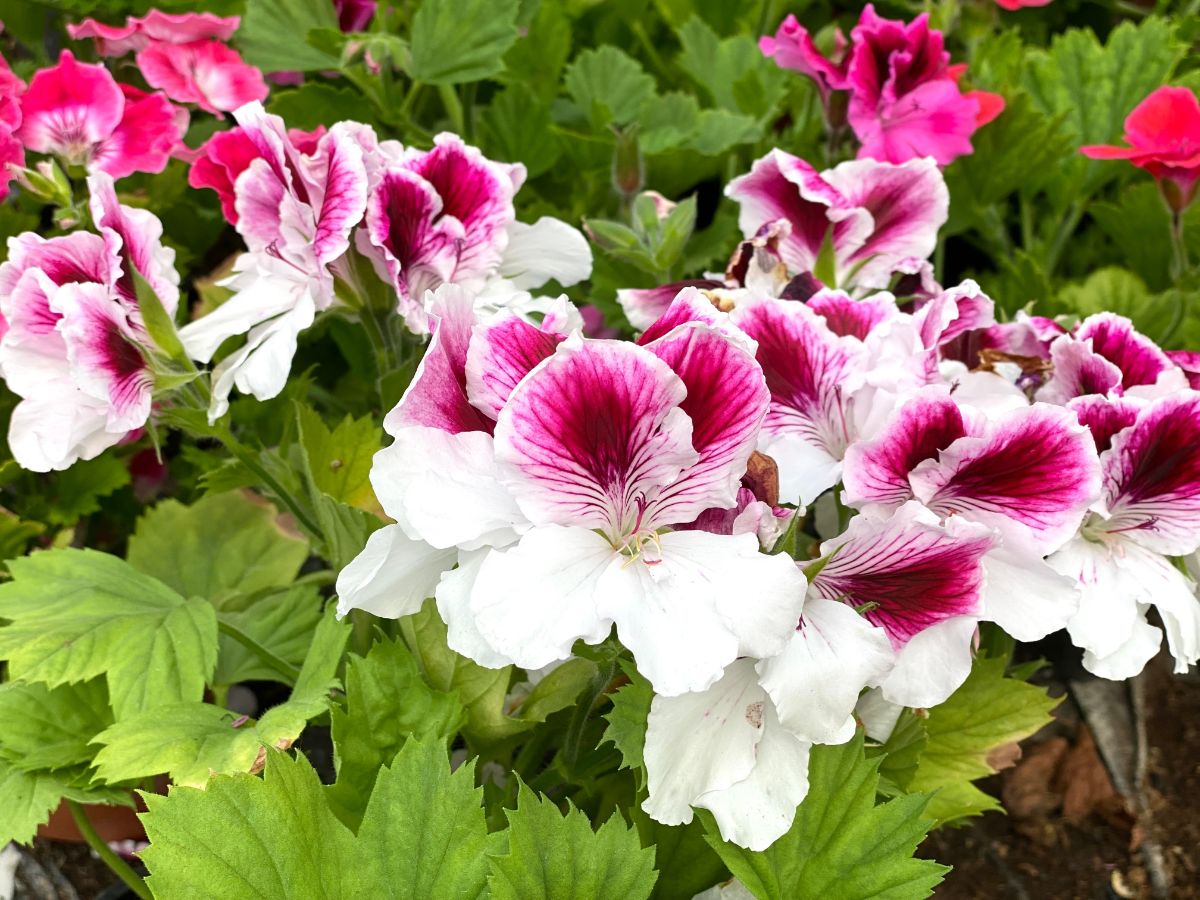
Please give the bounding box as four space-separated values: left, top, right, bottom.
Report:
67 800 152 900
217 618 302 683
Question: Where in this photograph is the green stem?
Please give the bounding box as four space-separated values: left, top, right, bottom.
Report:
1170 210 1190 280
980 204 1013 257
438 83 465 134
1044 200 1086 277
630 22 671 81
561 658 618 774
213 426 322 539
67 800 152 900
218 618 302 682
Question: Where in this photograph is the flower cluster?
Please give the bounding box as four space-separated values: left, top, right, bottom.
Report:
0 174 179 470
339 145 1200 852
761 5 1004 165
181 105 592 419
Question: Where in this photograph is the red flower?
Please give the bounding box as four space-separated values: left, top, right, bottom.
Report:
1081 86 1200 212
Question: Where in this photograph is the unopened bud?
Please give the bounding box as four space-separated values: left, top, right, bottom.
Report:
611 126 643 200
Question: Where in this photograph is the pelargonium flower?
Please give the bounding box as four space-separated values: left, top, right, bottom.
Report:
726 150 949 292
16 51 185 179
179 104 369 420
0 53 24 202
337 285 584 666
334 0 378 31
842 390 1101 642
135 38 268 115
642 501 994 850
1051 393 1200 678
466 316 807 696
0 173 178 471
845 5 1003 166
187 124 326 224
994 0 1052 9
759 15 849 103
68 10 240 56
363 132 591 332
1081 86 1200 212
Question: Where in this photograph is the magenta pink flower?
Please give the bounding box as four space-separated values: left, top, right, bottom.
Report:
994 0 1052 9
16 52 185 179
187 124 326 224
845 5 1003 166
759 14 849 103
136 39 268 116
0 53 24 202
1081 86 1200 212
334 0 377 32
68 10 240 56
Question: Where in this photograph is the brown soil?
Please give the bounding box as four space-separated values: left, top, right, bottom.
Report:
922 652 1200 899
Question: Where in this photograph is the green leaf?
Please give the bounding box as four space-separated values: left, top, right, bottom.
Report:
139 736 492 898
483 88 563 179
688 109 760 156
327 637 465 826
0 550 218 719
294 407 381 510
43 454 131 526
1055 267 1181 346
0 762 65 846
238 0 341 72
704 734 947 900
870 710 928 797
356 736 495 897
638 92 701 155
127 491 309 602
488 782 658 900
500 0 572 101
565 46 656 130
1022 18 1182 196
140 752 356 898
907 655 1057 825
94 610 346 789
0 679 112 772
132 268 186 363
213 584 323 686
601 663 653 790
0 512 43 563
409 0 521 85
631 809 730 900
267 83 378 131
513 657 598 725
677 17 787 118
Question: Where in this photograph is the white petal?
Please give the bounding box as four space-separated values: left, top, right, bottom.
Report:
642 659 765 827
435 548 513 669
178 257 299 362
1111 541 1200 674
470 525 616 670
372 426 526 550
1050 536 1145 663
697 700 811 852
7 389 114 472
855 687 903 743
980 538 1080 642
1082 615 1162 679
756 596 893 744
499 217 593 289
880 616 977 708
334 524 456 619
597 530 806 696
760 430 843 506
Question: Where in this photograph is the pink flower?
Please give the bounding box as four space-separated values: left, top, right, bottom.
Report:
845 5 1001 165
759 14 849 103
16 51 185 179
136 39 268 116
68 11 240 56
334 0 377 32
187 124 325 224
994 0 1052 10
1081 86 1200 212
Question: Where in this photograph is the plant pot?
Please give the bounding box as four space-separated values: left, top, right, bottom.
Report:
37 799 146 844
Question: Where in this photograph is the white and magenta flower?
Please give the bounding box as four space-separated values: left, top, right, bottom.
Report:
0 174 178 471
364 133 590 332
465 318 806 696
16 51 184 179
726 150 948 292
1051 393 1200 678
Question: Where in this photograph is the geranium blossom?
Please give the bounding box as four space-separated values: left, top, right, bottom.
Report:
1081 86 1200 211
725 150 949 292
467 316 806 695
15 51 184 179
1050 393 1200 678
0 174 178 470
68 11 241 56
758 15 849 103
